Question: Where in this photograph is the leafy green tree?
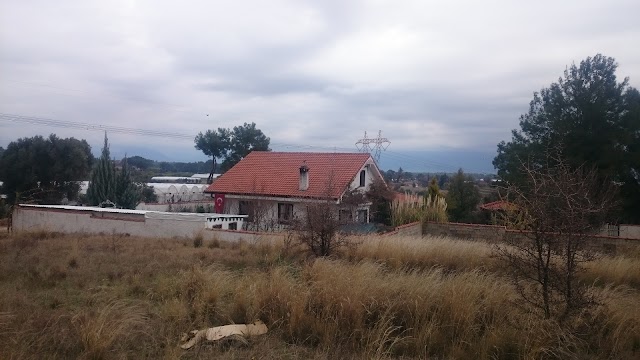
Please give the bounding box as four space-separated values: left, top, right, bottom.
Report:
140 184 158 203
115 156 141 209
87 134 116 206
194 127 230 182
195 123 270 177
384 169 396 182
221 122 270 171
493 54 640 223
366 178 395 226
446 169 480 223
126 155 155 170
0 134 92 204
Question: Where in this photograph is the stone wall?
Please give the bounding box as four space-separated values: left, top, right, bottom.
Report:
386 221 422 236
423 221 640 255
423 222 505 242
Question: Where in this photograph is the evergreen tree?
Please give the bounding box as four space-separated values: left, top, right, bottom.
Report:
87 133 116 206
446 168 480 223
493 54 640 223
115 156 141 209
427 177 442 199
87 135 141 209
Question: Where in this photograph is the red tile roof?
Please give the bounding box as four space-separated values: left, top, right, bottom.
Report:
205 151 375 199
479 200 517 211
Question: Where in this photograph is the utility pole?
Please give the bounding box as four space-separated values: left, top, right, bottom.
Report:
355 130 390 162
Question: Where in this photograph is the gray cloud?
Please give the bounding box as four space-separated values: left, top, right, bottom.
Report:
1 0 639 172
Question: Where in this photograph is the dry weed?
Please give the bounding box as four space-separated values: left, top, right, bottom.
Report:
72 299 151 359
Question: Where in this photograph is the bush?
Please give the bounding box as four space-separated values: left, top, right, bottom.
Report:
193 234 203 248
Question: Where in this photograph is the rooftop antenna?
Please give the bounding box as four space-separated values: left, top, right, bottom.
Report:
355 130 390 162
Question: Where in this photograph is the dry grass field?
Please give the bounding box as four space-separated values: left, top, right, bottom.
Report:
0 230 639 359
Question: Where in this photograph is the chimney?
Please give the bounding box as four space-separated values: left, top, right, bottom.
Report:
299 162 309 191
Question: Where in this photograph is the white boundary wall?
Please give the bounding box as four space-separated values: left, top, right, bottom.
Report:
12 205 281 243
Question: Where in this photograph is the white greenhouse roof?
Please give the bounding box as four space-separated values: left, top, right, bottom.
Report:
191 173 220 179
146 183 205 194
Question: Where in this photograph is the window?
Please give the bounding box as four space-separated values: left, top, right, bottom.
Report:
359 170 366 187
278 203 294 224
228 222 237 231
239 201 254 222
356 209 368 223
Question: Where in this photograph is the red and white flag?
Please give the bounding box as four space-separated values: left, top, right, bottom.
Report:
214 194 225 213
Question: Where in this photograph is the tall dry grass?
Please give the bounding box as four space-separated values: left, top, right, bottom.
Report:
0 230 639 359
347 234 496 271
390 193 424 227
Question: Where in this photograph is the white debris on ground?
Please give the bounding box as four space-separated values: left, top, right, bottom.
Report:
180 320 268 350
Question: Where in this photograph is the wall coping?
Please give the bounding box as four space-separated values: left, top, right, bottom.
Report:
424 220 640 242
205 227 284 236
505 228 640 242
425 221 506 229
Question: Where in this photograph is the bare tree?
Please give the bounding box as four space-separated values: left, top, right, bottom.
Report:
241 179 281 232
295 200 348 257
242 199 280 232
293 171 360 257
496 148 618 320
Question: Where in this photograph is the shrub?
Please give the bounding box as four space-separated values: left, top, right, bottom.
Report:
193 233 203 248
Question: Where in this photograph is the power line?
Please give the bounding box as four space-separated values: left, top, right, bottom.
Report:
355 130 390 162
0 112 194 140
0 112 492 173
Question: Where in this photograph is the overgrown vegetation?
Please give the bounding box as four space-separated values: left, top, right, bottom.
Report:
391 190 448 227
497 149 619 321
1 230 638 359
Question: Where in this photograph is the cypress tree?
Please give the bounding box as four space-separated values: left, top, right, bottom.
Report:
116 155 141 209
87 133 116 206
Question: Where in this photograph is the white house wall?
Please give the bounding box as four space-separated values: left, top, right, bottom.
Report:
222 196 372 231
348 158 380 192
224 197 304 232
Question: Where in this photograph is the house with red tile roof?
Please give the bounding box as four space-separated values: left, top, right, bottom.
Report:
204 151 385 231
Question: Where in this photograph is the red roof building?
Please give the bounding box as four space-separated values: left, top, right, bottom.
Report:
204 151 384 230
479 200 517 212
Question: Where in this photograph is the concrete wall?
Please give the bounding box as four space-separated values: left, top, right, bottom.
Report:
12 206 284 243
620 225 640 239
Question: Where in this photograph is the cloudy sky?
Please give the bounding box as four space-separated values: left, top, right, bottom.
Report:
1 0 639 173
